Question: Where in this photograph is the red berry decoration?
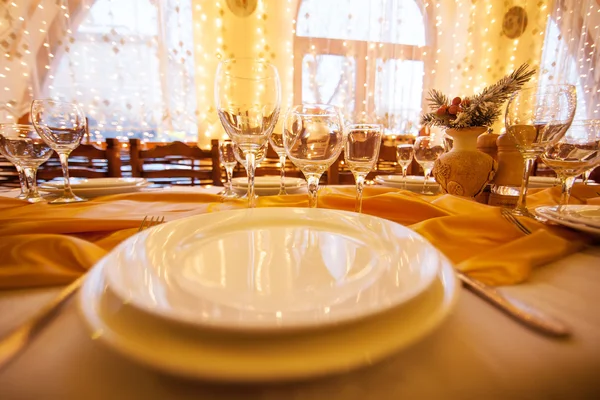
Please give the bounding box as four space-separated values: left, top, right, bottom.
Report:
461 99 471 107
452 97 462 106
448 105 459 115
436 105 448 115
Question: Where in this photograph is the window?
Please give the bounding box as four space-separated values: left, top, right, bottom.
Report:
294 0 430 135
48 0 197 143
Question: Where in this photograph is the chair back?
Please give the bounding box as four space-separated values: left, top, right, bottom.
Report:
129 139 220 186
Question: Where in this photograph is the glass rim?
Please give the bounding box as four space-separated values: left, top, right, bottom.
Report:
0 123 36 130
569 119 600 126
288 103 341 117
346 123 383 131
515 83 577 94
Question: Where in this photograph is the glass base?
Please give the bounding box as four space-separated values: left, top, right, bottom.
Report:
277 189 288 196
218 189 240 199
49 194 88 204
24 194 47 203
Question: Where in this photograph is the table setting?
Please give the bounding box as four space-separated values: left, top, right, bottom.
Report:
0 58 600 400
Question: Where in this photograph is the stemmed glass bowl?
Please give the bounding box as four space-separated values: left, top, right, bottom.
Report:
345 124 382 213
283 104 345 208
413 136 444 194
0 124 53 203
505 84 577 215
218 140 239 199
396 143 415 189
214 58 281 208
31 99 88 203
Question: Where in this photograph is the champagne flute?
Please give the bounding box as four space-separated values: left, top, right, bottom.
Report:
345 124 382 213
269 131 288 195
0 124 53 203
396 143 414 189
283 104 345 208
541 119 600 212
214 58 281 208
413 136 444 194
505 84 577 216
31 99 88 203
218 140 238 199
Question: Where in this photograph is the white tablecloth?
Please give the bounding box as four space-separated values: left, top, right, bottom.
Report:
0 241 599 399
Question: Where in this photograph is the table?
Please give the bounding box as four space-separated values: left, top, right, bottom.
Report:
0 186 599 399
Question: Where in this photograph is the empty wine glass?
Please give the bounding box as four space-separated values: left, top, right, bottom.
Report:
31 99 88 203
396 143 414 189
218 140 238 199
505 84 577 216
541 119 600 212
283 104 345 208
345 124 382 213
215 58 281 208
414 136 444 195
269 130 288 195
0 124 53 203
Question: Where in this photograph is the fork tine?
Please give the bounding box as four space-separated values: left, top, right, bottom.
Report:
137 216 148 232
501 209 531 235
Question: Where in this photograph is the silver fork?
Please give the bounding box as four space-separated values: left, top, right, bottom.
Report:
0 215 164 371
501 207 532 235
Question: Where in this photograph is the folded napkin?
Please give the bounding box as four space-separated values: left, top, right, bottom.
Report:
0 184 597 289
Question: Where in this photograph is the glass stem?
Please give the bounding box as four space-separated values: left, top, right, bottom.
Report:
354 173 365 213
225 165 234 193
306 174 320 208
245 152 256 208
583 169 592 185
22 166 38 198
402 166 408 190
515 156 536 213
16 165 27 196
278 154 287 195
58 152 74 197
558 175 576 213
423 168 432 194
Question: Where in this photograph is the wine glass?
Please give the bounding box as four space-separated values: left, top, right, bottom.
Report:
233 142 266 199
283 104 345 208
505 84 577 216
345 124 382 213
214 58 281 208
396 143 414 189
413 136 444 194
31 99 88 203
218 140 238 199
0 124 53 203
541 119 600 212
269 131 288 195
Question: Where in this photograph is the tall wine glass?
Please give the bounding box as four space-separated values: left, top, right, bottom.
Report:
396 143 414 189
0 124 53 203
214 58 281 208
31 99 88 203
345 124 382 213
269 131 288 195
218 140 238 199
414 136 444 194
505 84 577 216
541 119 600 212
283 104 345 208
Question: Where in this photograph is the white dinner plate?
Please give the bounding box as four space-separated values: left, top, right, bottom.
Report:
231 176 306 196
42 177 147 189
374 175 440 193
535 205 600 235
40 182 150 198
79 258 459 382
104 208 441 332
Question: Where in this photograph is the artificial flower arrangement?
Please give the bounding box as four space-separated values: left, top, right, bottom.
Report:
420 63 536 129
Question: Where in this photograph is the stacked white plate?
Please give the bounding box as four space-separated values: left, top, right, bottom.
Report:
40 177 149 197
374 175 440 193
231 176 306 196
535 205 600 236
79 208 459 382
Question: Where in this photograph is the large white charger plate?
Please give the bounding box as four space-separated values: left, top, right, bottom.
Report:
535 205 600 235
103 208 440 332
374 175 440 193
231 176 306 196
42 177 147 189
78 258 459 382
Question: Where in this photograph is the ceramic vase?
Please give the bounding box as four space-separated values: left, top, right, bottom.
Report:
432 127 498 198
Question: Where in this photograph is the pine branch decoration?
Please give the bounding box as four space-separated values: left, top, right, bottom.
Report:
420 63 536 129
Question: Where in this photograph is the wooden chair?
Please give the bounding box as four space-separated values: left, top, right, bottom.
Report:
129 139 220 186
37 138 122 181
